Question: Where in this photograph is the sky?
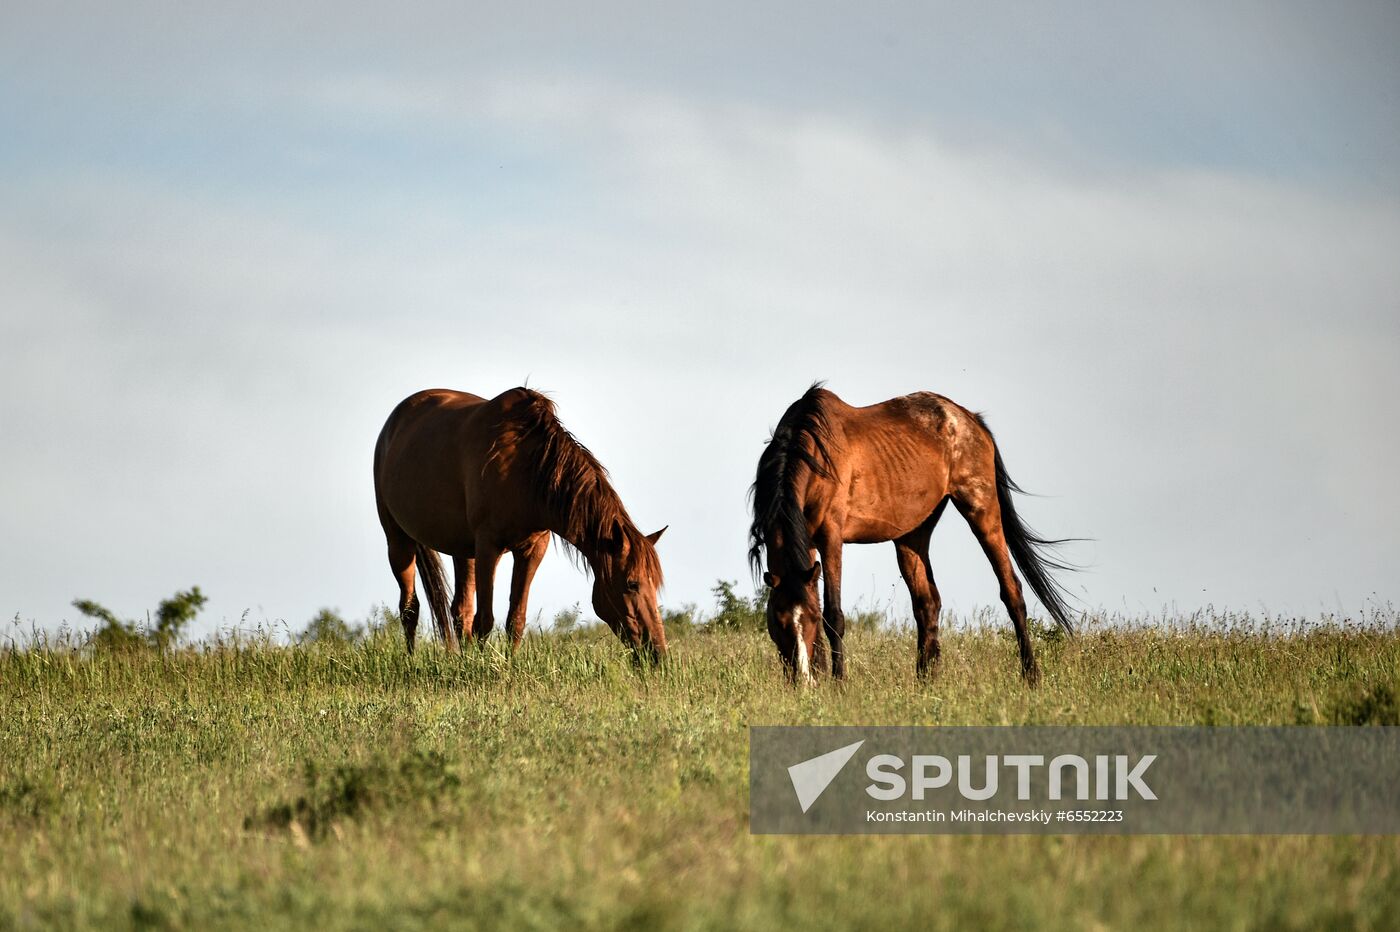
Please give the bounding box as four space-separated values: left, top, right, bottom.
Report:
2 1 1398 641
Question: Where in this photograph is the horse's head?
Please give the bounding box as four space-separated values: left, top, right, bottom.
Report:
763 561 823 685
591 524 668 663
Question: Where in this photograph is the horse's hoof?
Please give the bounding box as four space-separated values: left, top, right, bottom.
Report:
915 656 942 681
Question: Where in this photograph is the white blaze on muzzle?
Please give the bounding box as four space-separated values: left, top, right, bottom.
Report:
792 606 813 684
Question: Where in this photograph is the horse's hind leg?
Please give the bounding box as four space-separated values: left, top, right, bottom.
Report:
451 555 476 646
376 498 422 652
386 533 420 653
505 532 550 649
954 493 1040 686
895 514 943 679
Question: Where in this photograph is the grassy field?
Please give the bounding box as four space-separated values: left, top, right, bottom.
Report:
2 615 1399 931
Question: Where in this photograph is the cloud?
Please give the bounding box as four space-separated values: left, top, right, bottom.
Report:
2 70 1397 638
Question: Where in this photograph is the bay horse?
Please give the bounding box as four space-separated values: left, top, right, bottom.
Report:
373 387 668 660
748 384 1076 685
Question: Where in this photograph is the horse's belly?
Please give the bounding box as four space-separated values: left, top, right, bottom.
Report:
377 444 480 554
843 484 945 543
843 509 934 543
385 492 477 555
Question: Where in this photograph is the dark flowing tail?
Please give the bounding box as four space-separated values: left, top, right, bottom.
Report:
990 445 1079 636
413 543 454 642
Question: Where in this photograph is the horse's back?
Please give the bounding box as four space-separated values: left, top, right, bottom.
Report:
381 387 486 427
819 389 992 540
815 389 969 448
374 388 492 553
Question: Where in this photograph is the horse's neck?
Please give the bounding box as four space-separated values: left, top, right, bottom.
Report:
522 432 623 560
541 499 620 574
560 532 612 578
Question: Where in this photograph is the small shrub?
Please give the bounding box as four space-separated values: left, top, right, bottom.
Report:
662 603 698 636
709 580 767 630
1330 682 1400 725
245 749 461 841
362 605 402 647
847 608 885 629
151 588 207 650
0 778 56 824
1292 699 1321 725
552 603 583 634
73 587 207 653
82 613 149 654
298 609 361 645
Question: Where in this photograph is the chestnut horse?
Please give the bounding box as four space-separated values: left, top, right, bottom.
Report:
374 387 667 660
748 384 1075 685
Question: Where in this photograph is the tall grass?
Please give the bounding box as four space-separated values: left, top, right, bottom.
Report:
2 614 1398 929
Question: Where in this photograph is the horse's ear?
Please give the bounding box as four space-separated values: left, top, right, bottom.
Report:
802 561 821 585
645 526 667 545
602 518 627 554
762 571 779 589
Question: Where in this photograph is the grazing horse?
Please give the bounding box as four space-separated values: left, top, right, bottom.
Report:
748 384 1076 685
374 387 668 660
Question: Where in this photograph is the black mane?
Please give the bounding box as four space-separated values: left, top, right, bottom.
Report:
747 382 836 581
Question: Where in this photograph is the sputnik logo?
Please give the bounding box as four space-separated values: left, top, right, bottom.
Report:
787 740 865 813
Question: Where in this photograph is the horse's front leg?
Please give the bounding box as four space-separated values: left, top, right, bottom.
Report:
472 541 503 643
504 532 550 650
817 536 846 679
